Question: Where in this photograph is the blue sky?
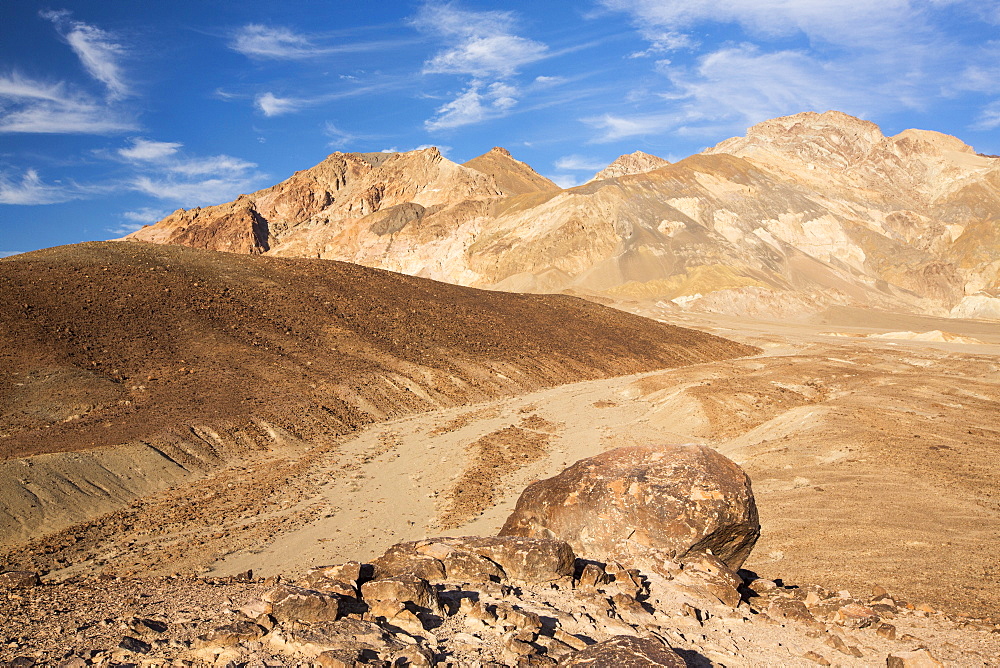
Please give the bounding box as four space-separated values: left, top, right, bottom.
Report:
2 0 999 255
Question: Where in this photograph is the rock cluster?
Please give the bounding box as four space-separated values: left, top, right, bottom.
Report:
0 444 982 666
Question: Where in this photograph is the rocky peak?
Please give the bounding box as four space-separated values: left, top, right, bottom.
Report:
463 146 560 196
591 150 671 182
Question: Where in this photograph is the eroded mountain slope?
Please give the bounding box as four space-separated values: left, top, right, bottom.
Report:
127 111 1000 319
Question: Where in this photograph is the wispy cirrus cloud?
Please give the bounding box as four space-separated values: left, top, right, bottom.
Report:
554 155 607 171
425 81 520 130
255 92 307 117
0 12 134 135
42 9 130 99
0 168 81 205
588 0 975 141
117 137 265 205
0 72 136 134
973 101 1000 130
230 24 418 60
231 24 324 59
118 138 181 161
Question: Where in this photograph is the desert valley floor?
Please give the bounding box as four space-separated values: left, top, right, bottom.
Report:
4 306 998 616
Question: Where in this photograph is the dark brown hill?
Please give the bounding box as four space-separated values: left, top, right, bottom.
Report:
0 242 756 461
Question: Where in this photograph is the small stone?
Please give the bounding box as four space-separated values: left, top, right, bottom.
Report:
833 603 879 628
768 598 817 625
876 623 897 640
391 645 434 666
118 636 151 654
611 593 656 626
801 650 831 666
887 648 945 667
129 618 168 637
314 648 361 668
575 563 608 590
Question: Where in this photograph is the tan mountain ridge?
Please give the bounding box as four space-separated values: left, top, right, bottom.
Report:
126 111 1000 320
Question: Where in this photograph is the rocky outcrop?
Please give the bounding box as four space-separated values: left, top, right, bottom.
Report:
499 444 760 571
590 150 670 182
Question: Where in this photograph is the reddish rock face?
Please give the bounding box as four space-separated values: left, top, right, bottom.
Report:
499 444 759 571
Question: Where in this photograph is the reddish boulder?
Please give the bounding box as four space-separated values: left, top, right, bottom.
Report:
499 444 759 570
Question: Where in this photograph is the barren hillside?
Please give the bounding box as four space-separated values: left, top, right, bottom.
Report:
0 241 755 546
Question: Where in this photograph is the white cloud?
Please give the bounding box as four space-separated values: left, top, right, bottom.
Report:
972 101 1000 130
106 208 169 236
0 73 135 134
554 155 607 171
0 168 77 205
584 112 685 142
114 138 265 205
599 0 928 49
41 10 129 99
424 34 548 79
630 30 695 58
118 138 182 161
166 155 257 177
549 174 583 188
122 207 169 223
425 82 522 130
414 2 548 130
415 3 548 78
131 176 262 205
231 24 324 59
0 251 25 258
256 92 305 116
584 42 910 142
667 45 874 124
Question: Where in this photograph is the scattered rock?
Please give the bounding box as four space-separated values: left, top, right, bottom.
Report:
118 636 151 654
361 574 441 617
205 620 266 646
887 648 945 667
262 583 341 623
499 444 760 571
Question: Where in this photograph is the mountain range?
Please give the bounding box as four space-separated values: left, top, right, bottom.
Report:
127 111 1000 321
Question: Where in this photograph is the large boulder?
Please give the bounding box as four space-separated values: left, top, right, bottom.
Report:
499 444 759 570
